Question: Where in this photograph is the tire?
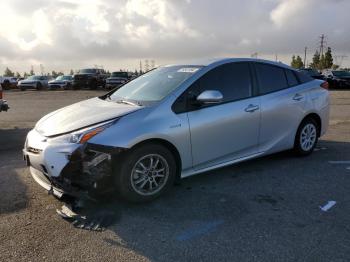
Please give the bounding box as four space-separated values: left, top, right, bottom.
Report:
20 86 25 91
2 81 10 90
89 79 98 89
294 118 319 156
114 144 177 203
36 82 42 90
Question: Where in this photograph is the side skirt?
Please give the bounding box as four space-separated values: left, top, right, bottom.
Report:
180 151 265 178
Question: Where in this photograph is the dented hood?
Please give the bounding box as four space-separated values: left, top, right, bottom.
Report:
35 97 141 137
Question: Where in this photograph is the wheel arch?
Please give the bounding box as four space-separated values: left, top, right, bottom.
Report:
130 138 182 183
301 113 322 137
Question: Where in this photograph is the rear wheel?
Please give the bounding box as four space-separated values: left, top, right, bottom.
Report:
294 118 319 156
36 82 42 90
2 81 10 90
115 144 176 203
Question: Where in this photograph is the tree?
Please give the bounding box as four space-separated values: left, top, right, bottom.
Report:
332 64 340 70
29 68 35 75
4 67 15 77
310 51 321 69
70 69 74 75
24 72 29 78
15 72 21 78
324 47 333 69
291 55 304 69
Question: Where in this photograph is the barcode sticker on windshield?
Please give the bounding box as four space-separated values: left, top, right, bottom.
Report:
177 68 199 73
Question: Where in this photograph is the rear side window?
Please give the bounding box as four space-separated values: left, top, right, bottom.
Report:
199 62 252 103
255 63 289 94
285 70 299 86
296 71 313 83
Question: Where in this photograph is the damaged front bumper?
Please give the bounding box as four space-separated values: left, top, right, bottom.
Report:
23 129 124 198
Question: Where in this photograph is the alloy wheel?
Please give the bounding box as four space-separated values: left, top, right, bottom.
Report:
300 123 317 151
130 154 169 196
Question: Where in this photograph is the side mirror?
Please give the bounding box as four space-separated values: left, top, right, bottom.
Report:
196 90 223 104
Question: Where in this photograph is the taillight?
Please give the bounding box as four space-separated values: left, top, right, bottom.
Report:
321 81 329 90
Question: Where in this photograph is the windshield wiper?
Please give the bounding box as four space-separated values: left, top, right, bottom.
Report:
115 100 140 106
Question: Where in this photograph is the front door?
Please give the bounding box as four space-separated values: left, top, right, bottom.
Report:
186 62 261 170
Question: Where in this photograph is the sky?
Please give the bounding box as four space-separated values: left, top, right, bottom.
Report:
0 0 349 74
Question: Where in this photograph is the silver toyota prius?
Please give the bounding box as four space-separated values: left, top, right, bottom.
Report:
23 58 330 202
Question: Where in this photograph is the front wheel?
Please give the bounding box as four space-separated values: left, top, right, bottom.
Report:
115 144 176 203
36 82 42 90
294 118 319 156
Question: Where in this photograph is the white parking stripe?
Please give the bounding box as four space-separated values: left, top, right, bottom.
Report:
320 201 337 212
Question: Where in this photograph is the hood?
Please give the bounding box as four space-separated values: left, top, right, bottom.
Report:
49 80 70 84
35 97 142 137
21 79 37 84
108 77 127 81
337 76 350 80
74 73 94 77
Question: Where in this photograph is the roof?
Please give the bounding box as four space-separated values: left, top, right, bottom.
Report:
165 57 292 69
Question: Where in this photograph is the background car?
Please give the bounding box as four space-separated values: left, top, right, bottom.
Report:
1 77 18 90
105 71 130 90
298 68 326 80
72 68 107 89
48 75 73 90
323 70 350 89
0 82 9 112
18 75 51 91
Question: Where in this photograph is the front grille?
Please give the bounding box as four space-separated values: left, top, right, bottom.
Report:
27 146 42 154
49 85 62 89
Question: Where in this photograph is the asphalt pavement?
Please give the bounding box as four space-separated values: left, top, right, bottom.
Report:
0 89 349 262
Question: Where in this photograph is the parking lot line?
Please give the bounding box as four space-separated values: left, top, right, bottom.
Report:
320 201 337 212
176 220 224 241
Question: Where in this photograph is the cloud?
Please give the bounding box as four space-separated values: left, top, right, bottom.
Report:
0 0 349 73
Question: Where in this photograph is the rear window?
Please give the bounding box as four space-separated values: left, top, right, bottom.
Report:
296 71 313 83
255 63 289 94
285 70 299 86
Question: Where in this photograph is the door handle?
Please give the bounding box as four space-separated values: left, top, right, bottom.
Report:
244 104 259 113
293 94 304 101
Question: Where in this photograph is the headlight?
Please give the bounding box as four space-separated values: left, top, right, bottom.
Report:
69 122 114 144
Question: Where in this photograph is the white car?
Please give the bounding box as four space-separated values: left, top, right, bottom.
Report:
18 75 51 91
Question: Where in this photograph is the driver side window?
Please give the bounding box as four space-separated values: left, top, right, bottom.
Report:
172 62 253 113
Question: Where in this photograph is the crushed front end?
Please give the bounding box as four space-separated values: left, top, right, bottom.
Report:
23 128 124 199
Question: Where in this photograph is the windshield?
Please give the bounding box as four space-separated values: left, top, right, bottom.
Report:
56 75 72 80
27 76 42 80
111 72 128 78
79 69 97 74
108 66 202 104
333 71 350 77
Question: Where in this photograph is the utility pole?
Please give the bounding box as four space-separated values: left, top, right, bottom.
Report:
304 47 307 68
251 52 258 59
145 59 149 72
319 34 326 56
139 60 142 74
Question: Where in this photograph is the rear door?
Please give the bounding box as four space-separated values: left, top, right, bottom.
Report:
185 62 261 170
255 63 308 153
